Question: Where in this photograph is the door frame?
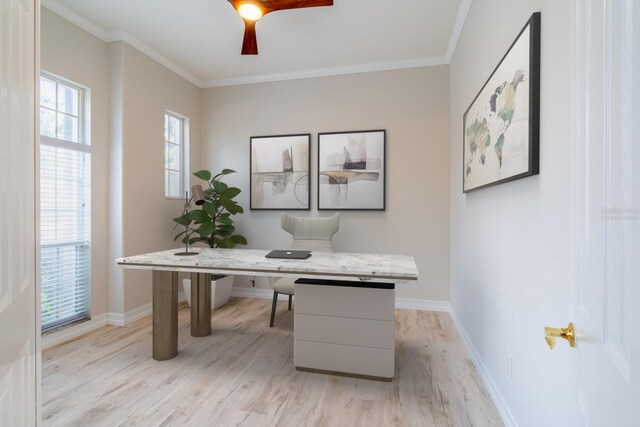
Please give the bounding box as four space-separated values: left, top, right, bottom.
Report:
35 0 42 424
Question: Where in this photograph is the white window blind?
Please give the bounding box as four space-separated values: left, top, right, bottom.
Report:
39 74 91 331
165 112 185 198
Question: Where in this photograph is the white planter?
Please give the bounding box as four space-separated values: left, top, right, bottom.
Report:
182 275 234 310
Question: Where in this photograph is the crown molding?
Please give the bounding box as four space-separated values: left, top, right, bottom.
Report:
41 0 205 88
107 29 204 87
43 0 471 88
202 56 449 88
42 0 110 40
446 0 473 62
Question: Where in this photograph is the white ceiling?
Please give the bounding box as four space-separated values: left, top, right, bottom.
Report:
42 0 470 87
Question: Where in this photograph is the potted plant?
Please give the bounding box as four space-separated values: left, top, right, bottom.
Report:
173 169 248 309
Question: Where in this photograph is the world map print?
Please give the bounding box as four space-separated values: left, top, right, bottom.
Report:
462 19 536 193
465 69 525 177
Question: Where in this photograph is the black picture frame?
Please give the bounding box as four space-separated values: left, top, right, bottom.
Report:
249 133 311 211
316 129 387 211
462 12 541 193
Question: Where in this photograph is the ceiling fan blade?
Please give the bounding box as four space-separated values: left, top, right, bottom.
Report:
262 0 333 13
228 0 333 55
241 20 258 55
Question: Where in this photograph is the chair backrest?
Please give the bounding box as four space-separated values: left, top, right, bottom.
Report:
281 213 339 252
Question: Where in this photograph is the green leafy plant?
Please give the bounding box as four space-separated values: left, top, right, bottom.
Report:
173 169 248 248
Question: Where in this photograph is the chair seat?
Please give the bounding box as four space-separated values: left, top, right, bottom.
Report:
269 212 339 327
273 277 295 294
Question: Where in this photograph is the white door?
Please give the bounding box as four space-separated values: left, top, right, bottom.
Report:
0 0 39 425
572 0 640 425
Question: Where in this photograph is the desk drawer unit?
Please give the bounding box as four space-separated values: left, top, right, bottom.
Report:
294 279 395 380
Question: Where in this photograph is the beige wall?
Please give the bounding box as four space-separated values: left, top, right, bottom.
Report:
41 8 110 317
118 42 202 312
42 9 202 317
201 67 450 301
42 8 449 310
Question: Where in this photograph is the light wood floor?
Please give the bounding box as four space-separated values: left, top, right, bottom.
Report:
42 297 503 427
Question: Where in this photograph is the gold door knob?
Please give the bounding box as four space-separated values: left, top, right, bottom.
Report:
545 322 575 349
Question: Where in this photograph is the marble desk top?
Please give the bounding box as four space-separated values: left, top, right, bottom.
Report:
117 248 418 283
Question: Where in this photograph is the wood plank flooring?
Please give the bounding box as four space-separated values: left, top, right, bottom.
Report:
42 297 503 427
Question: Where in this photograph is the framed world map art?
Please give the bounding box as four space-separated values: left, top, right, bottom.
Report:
463 12 540 193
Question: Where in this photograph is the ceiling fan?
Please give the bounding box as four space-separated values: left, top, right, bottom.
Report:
227 0 334 55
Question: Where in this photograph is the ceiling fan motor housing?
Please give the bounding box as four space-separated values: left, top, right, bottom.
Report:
228 0 334 55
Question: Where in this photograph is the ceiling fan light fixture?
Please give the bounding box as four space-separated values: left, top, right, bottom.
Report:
238 3 263 21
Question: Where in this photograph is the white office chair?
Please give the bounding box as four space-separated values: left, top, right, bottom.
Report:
270 212 340 327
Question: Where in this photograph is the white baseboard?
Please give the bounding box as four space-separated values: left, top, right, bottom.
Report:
448 308 519 427
42 293 189 347
41 291 450 349
395 297 451 312
231 286 451 312
40 285 514 427
107 311 125 327
108 293 186 327
124 302 156 324
42 313 108 350
108 303 152 326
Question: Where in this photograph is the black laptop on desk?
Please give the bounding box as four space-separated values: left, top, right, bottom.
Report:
265 250 312 260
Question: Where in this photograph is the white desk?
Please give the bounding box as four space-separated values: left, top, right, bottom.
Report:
117 248 418 380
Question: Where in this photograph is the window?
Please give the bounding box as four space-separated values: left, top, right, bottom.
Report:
39 73 91 332
164 112 187 198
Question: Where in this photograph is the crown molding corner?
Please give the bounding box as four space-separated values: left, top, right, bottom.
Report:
42 0 110 41
41 0 205 88
107 30 204 88
446 0 473 63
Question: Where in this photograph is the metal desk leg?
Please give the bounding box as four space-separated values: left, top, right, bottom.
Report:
152 270 178 360
190 272 212 337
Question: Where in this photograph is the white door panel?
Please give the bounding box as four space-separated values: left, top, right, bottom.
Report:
573 0 640 425
0 0 38 425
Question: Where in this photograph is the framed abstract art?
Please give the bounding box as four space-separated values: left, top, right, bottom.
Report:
318 130 386 210
250 134 310 210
